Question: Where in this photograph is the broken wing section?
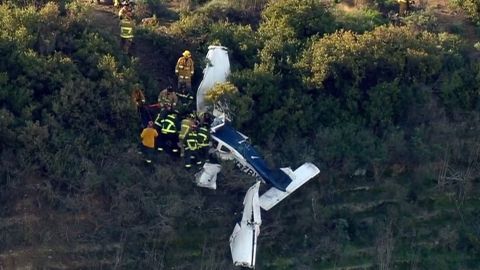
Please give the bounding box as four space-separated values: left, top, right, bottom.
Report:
259 163 320 211
230 182 261 268
196 45 230 113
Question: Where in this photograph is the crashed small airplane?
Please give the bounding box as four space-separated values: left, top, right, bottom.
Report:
194 45 320 268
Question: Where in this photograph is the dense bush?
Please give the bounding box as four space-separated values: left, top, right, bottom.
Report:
335 7 387 33
297 26 470 127
208 22 260 68
451 0 480 24
257 0 336 72
0 3 137 183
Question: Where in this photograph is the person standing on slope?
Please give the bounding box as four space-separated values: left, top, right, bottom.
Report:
175 50 195 100
118 1 135 54
183 121 201 169
196 120 211 165
398 0 409 16
157 85 178 111
140 121 158 163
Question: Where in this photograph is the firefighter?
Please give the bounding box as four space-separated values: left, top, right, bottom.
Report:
199 111 213 126
175 50 195 99
158 109 180 153
131 87 145 107
157 85 178 110
183 121 201 169
398 0 409 16
178 112 196 157
131 87 150 129
140 121 158 163
153 103 170 151
196 121 211 164
119 1 134 54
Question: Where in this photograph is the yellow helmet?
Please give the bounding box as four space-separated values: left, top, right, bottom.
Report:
183 50 191 57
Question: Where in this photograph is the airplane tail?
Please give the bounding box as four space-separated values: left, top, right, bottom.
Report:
230 182 261 268
259 163 320 211
196 45 230 113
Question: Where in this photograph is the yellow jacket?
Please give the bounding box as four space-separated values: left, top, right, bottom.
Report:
175 56 194 78
141 127 158 148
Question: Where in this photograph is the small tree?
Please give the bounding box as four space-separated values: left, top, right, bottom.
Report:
204 82 239 118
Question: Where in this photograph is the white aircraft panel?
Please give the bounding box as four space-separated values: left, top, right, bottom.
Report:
194 163 222 190
259 163 320 211
230 182 261 268
196 45 230 113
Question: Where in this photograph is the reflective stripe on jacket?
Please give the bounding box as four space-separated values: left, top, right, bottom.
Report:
154 113 162 127
161 114 178 134
179 118 193 140
197 126 210 147
120 20 134 39
185 131 198 151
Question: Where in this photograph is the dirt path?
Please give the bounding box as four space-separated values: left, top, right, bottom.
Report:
424 0 480 58
87 1 182 94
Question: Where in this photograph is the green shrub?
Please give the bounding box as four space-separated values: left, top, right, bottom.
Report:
169 11 212 41
296 26 468 126
402 11 438 32
259 0 336 40
451 0 480 24
256 0 336 72
208 22 260 68
335 8 387 33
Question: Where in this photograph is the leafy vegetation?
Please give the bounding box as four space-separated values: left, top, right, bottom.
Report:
1 0 480 269
451 0 480 24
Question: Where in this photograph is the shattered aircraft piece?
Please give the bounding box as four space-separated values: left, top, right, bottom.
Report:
194 162 222 190
230 182 261 269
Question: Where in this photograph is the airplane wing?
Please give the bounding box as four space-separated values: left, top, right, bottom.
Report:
259 163 320 211
211 124 293 191
230 182 261 268
196 45 230 113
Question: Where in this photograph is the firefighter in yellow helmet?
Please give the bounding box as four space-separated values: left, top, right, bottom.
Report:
398 0 409 16
119 1 135 54
175 50 195 98
178 112 196 157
